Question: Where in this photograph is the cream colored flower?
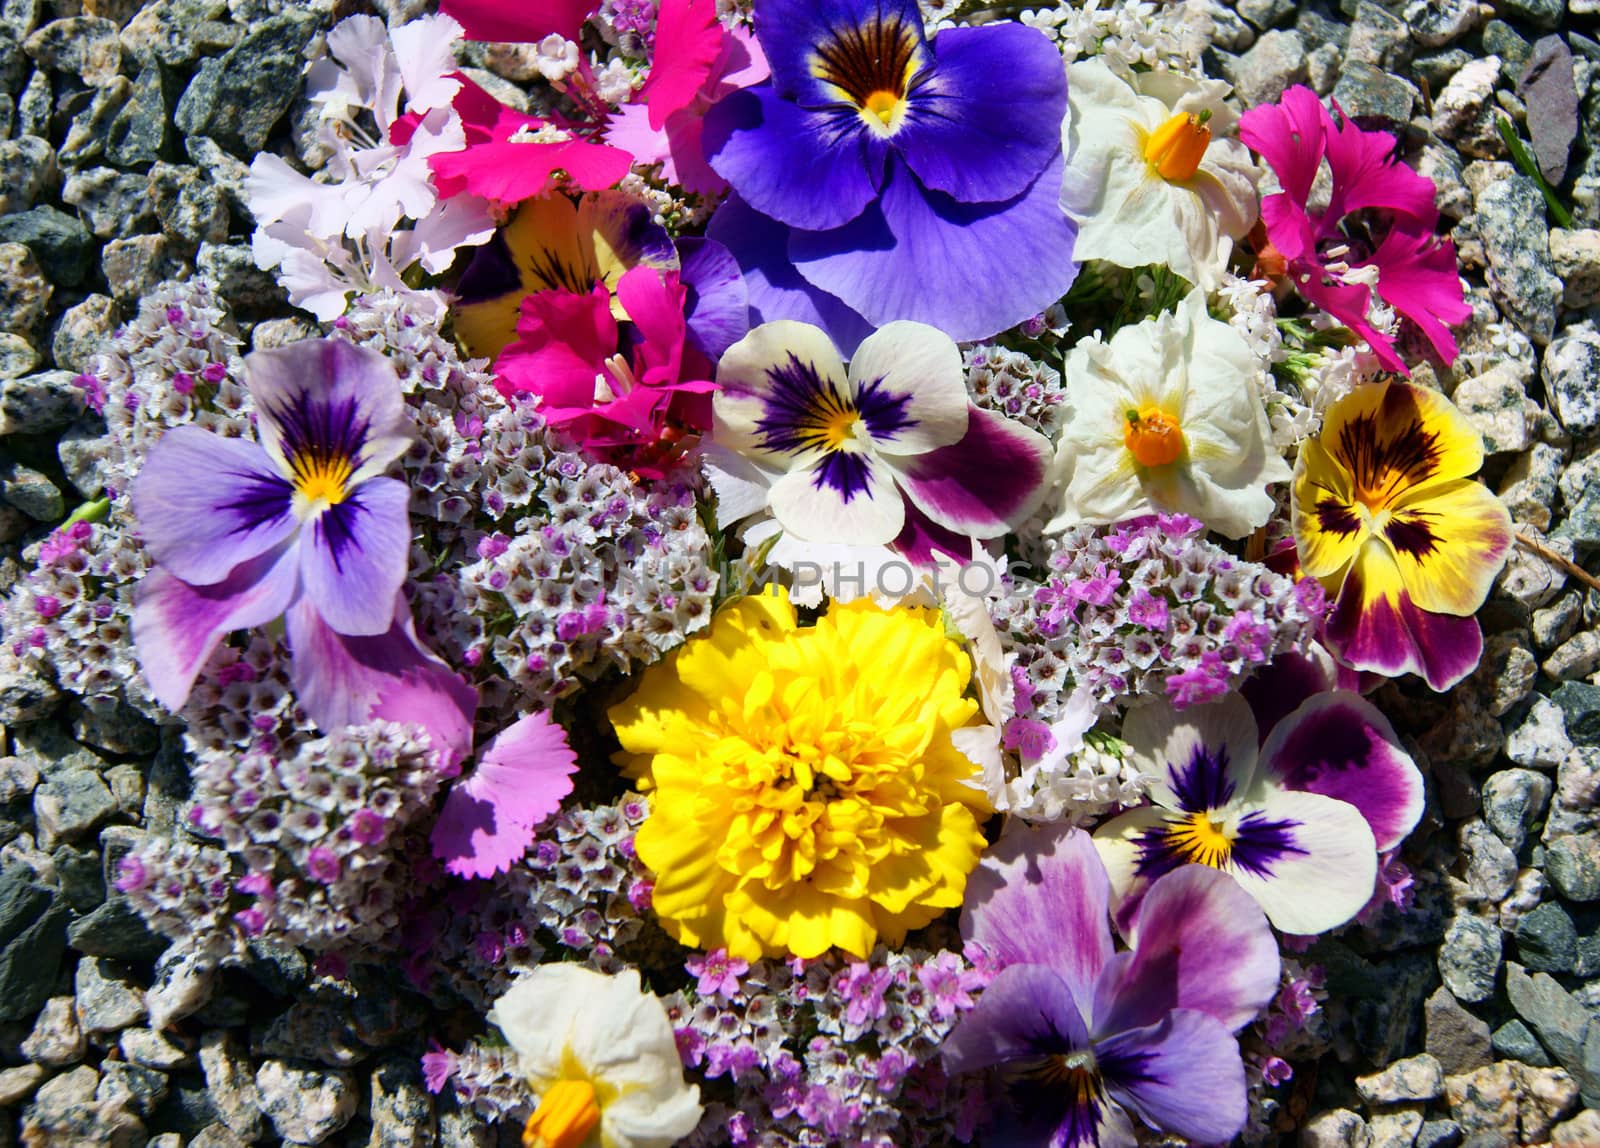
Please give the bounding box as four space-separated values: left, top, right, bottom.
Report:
1046 289 1290 538
489 965 702 1148
1060 58 1259 290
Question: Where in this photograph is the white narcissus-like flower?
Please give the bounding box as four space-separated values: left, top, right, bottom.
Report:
489 965 702 1148
1046 288 1290 539
1060 57 1259 290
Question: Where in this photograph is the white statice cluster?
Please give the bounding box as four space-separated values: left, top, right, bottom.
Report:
1021 0 1212 75
246 13 495 320
1001 738 1153 824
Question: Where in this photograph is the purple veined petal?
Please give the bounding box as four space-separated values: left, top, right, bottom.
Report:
896 23 1066 204
300 475 412 637
891 498 978 569
132 543 302 712
130 425 297 586
245 338 412 493
713 319 850 468
844 321 969 455
1092 865 1280 1037
789 153 1080 344
705 194 874 356
768 451 906 546
752 0 927 107
284 594 478 758
1121 694 1261 815
1092 806 1168 939
1323 549 1485 692
676 237 750 362
1260 690 1424 852
888 405 1051 537
1240 646 1338 744
1227 785 1378 934
703 84 885 232
432 712 579 879
1096 1008 1250 1146
942 964 1090 1076
960 822 1113 1007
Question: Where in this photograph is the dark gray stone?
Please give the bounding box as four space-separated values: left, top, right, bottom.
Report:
197 242 284 314
1483 769 1553 852
0 370 83 435
1506 962 1590 1071
1331 61 1415 120
53 843 104 912
1481 20 1531 69
1476 175 1560 345
67 898 165 961
0 869 68 1022
1553 682 1600 745
148 163 228 250
1504 0 1561 30
58 75 131 169
1426 985 1493 1075
174 13 318 155
1518 37 1578 186
1417 1121 1464 1148
0 205 91 287
61 167 156 239
0 459 63 521
1515 903 1579 972
1544 333 1600 440
0 134 54 214
1492 1018 1554 1066
22 16 121 86
1546 834 1600 901
33 767 116 847
75 958 146 1036
106 60 176 167
97 1061 167 1119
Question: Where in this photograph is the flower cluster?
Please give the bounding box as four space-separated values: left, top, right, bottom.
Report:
997 513 1324 715
115 836 240 953
962 343 1069 441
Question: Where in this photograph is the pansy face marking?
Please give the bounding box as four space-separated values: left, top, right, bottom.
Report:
809 13 926 135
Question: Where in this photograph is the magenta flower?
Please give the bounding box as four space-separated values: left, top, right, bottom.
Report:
948 824 1280 1148
1239 87 1469 373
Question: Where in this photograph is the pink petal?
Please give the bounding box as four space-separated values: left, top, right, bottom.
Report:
441 0 599 43
431 712 578 878
496 284 618 403
641 0 725 130
1323 101 1439 225
616 266 690 385
430 137 632 206
1238 86 1329 206
1364 227 1471 366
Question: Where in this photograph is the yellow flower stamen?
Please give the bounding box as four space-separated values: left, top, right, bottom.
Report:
863 90 902 127
1124 406 1185 468
522 1079 601 1148
1165 810 1234 868
291 452 354 508
1144 110 1212 182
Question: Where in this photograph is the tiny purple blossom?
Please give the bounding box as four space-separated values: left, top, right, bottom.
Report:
1127 587 1170 630
687 948 749 998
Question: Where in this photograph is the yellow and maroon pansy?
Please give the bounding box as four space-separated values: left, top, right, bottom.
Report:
1291 381 1512 692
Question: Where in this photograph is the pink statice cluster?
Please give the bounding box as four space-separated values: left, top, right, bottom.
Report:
995 513 1326 715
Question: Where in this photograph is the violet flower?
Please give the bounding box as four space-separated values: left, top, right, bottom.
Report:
948 824 1280 1148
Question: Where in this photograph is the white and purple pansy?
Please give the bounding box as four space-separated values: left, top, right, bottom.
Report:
704 319 1051 556
130 339 423 723
1093 693 1382 936
947 823 1280 1148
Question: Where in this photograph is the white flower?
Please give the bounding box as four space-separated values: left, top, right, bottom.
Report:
1046 288 1291 538
489 965 702 1148
1060 57 1259 290
536 34 581 83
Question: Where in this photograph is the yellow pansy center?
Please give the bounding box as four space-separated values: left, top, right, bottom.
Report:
811 18 922 137
1164 810 1234 868
522 1079 601 1148
1124 406 1185 467
290 452 354 509
1144 110 1212 182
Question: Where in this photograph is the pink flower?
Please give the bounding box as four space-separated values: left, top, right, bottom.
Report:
687 948 748 998
495 266 716 476
441 0 598 44
1239 87 1469 373
605 0 769 196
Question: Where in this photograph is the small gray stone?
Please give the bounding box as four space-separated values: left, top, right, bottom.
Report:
1492 1018 1554 1066
1405 0 1480 47
1460 820 1519 902
255 1060 358 1145
1553 682 1600 746
1358 1054 1445 1105
1415 1122 1463 1148
174 13 317 154
1435 57 1504 158
1505 0 1561 31
189 1124 249 1148
184 134 251 215
1515 902 1579 972
1506 962 1590 1070
57 74 131 169
119 1026 195 1071
148 162 228 249
68 897 164 961
0 458 63 521
1551 230 1600 309
1439 913 1502 1002
1534 594 1584 654
1518 37 1577 185
0 1063 46 1107
197 242 285 314
55 843 104 912
1544 331 1600 437
1453 364 1530 454
1369 1107 1425 1148
0 134 54 214
1546 834 1600 901
21 995 84 1067
33 767 116 848
368 1058 437 1148
75 957 145 1035
1346 1 1411 69
1477 174 1560 345
1481 20 1531 68
199 1030 263 1142
1227 30 1308 108
1547 631 1600 681
61 167 155 239
101 233 178 304
0 369 82 434
1238 0 1294 29
106 59 175 167
1497 441 1564 532
0 332 37 379
22 16 120 86
1552 1109 1600 1147
97 1060 167 1119
0 240 51 335
1331 61 1415 120
17 65 48 136
51 294 119 374
22 1063 146 1147
1300 1108 1369 1148
0 755 39 802
1483 769 1553 852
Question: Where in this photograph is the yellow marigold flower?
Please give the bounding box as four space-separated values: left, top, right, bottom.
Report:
609 591 992 961
1292 380 1512 692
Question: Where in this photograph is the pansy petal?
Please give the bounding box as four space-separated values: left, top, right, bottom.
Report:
133 545 301 713
1292 435 1367 581
1385 478 1512 616
245 339 411 488
1261 691 1423 852
753 0 925 105
896 23 1065 204
677 237 750 362
432 712 579 878
960 822 1113 1005
942 964 1089 1076
1319 380 1486 502
1226 786 1378 934
301 476 413 636
769 453 905 545
890 406 1052 537
789 154 1080 344
284 594 477 757
892 500 978 568
131 427 297 586
713 319 851 465
1095 865 1279 1036
844 321 968 454
1092 805 1172 936
1121 694 1260 814
1239 647 1338 739
704 195 874 356
1325 536 1486 691
703 84 883 232
1098 1009 1249 1146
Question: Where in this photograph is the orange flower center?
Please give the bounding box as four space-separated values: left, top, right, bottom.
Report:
1124 407 1185 467
522 1080 601 1148
1143 110 1212 182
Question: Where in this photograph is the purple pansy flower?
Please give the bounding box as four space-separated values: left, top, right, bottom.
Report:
705 319 1050 556
1093 693 1389 936
948 824 1280 1148
701 0 1078 348
131 339 473 739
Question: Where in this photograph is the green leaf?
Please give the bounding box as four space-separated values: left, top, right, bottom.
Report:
1497 114 1573 229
